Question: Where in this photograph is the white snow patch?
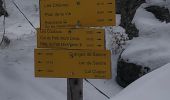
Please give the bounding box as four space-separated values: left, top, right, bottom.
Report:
146 0 166 7
122 3 170 70
0 0 39 40
110 63 170 100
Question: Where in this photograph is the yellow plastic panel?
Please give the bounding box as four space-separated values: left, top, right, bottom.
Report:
35 48 112 79
37 28 105 50
40 0 115 28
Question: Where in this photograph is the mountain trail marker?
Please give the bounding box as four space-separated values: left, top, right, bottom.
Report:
35 0 115 100
35 49 111 79
40 0 116 28
37 28 105 50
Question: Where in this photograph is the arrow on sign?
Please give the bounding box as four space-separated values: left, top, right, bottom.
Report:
38 61 42 64
97 45 103 47
37 70 44 72
97 38 102 40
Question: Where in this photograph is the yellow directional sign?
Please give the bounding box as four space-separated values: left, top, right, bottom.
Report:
40 0 116 28
37 28 105 50
35 49 112 79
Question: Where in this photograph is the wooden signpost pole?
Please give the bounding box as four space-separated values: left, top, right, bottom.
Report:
67 10 83 100
67 78 83 100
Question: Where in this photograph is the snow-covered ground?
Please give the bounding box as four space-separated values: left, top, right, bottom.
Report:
121 3 170 70
110 63 170 100
0 0 170 100
0 0 122 100
111 0 170 99
0 0 39 40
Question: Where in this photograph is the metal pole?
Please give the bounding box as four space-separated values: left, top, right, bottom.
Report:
67 78 83 100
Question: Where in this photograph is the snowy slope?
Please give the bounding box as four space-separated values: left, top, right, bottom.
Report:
110 63 170 100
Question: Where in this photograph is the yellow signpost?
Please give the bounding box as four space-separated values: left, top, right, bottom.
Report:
37 28 105 50
37 0 115 99
40 0 116 28
35 49 111 79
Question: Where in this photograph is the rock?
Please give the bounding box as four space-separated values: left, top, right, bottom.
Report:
116 0 170 88
116 58 150 88
0 36 10 48
126 23 139 40
116 0 121 14
116 36 170 88
0 0 8 17
120 0 145 39
145 6 170 23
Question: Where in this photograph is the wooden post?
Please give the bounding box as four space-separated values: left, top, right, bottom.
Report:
67 78 83 100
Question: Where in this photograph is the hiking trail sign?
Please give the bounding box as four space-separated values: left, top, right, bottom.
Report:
40 0 116 28
36 0 115 99
35 49 112 79
37 28 105 50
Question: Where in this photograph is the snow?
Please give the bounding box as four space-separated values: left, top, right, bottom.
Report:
0 0 122 100
146 0 170 11
0 0 39 40
110 63 170 100
1 0 170 100
146 0 166 7
0 33 122 100
105 26 127 52
111 1 170 100
121 3 170 70
0 34 67 100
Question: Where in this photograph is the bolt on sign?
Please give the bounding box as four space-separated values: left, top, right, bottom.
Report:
35 49 112 79
37 28 105 50
40 0 116 28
